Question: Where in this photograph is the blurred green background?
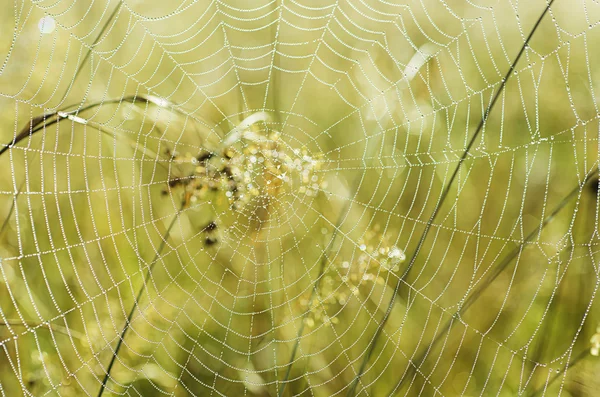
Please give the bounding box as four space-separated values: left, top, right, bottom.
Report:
1 0 600 395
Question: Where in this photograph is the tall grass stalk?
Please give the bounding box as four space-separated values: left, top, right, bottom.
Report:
346 1 557 395
96 208 181 397
388 170 596 395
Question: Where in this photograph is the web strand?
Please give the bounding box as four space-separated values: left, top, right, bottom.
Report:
1 0 599 396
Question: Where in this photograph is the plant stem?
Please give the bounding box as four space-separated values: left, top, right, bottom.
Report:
346 2 557 395
529 348 588 396
96 208 181 397
388 170 595 395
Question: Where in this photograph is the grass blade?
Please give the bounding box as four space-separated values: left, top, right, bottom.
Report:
388 170 595 395
96 207 181 397
346 2 557 395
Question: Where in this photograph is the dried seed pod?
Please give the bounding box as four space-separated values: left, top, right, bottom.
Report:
204 221 217 232
197 151 213 163
204 237 218 246
588 176 599 196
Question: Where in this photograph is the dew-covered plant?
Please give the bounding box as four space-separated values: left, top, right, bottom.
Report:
299 226 406 328
2 1 600 397
166 124 325 212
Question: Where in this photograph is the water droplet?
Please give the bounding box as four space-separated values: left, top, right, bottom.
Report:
38 16 56 34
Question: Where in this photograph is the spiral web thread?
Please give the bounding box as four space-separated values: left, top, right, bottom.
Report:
0 0 600 396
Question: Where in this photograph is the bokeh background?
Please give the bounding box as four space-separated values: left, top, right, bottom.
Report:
1 0 600 395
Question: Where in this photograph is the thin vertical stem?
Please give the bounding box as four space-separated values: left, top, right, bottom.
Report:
96 209 181 397
346 2 556 395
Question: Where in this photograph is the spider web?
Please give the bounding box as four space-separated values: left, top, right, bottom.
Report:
0 0 600 396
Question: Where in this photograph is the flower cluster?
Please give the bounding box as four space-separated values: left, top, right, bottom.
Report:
300 226 406 328
164 127 326 214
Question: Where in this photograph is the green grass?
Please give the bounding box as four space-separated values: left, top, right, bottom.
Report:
1 0 600 396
